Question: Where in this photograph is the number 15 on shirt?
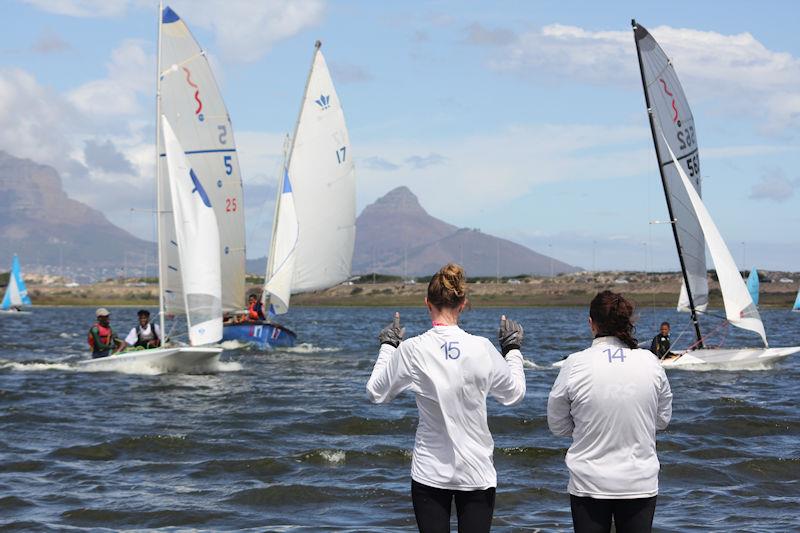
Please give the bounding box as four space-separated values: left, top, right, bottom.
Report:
442 342 461 360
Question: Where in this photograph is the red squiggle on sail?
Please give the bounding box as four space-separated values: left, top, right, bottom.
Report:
658 78 678 123
182 67 203 115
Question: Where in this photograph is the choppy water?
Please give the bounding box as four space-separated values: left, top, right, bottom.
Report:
1 305 798 531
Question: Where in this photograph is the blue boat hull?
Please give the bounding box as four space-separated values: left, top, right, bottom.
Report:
222 321 297 349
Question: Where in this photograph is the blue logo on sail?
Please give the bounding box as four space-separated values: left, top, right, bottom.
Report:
189 169 212 207
315 94 330 110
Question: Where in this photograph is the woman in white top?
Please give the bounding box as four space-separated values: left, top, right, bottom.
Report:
548 290 672 533
367 263 526 533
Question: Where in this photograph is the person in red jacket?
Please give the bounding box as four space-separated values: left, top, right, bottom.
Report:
87 308 126 358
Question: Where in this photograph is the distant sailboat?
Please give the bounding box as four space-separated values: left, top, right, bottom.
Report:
630 19 800 368
0 254 32 315
79 3 226 372
746 269 759 307
223 41 356 348
793 286 800 312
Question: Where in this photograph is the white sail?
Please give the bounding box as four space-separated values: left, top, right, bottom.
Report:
661 131 767 346
162 116 223 346
263 169 298 314
266 44 356 313
634 23 709 312
158 5 245 315
677 282 707 313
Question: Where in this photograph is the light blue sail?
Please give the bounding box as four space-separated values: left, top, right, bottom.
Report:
793 286 800 312
1 254 32 310
746 268 759 307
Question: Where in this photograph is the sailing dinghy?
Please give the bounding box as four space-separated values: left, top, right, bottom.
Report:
793 287 800 312
79 4 228 373
0 254 32 315
631 19 800 368
746 269 759 307
222 41 356 349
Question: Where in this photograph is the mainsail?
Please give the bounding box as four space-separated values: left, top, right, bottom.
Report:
157 5 245 316
662 132 767 346
633 20 708 344
162 116 223 346
746 269 759 307
793 287 800 312
265 43 356 314
1 255 31 310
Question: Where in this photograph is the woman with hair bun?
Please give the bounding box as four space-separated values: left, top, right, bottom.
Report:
367 263 527 533
548 290 672 533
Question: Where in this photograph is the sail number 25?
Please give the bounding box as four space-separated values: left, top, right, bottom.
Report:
225 198 238 212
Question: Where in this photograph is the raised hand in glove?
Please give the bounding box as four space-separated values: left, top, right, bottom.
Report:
498 315 524 356
378 312 405 348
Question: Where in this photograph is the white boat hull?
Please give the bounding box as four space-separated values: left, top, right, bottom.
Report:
551 345 800 370
0 310 31 316
661 346 800 369
76 346 223 374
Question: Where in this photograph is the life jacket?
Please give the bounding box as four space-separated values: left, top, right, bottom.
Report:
248 301 261 320
136 323 159 343
88 323 113 350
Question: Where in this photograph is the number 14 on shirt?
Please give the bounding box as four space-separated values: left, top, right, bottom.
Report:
604 348 625 363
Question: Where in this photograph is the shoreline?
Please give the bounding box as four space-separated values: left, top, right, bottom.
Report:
20 271 800 308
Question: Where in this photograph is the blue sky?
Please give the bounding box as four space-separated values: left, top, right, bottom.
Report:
1 0 798 271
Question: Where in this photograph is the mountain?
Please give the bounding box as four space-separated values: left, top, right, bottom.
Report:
352 186 578 277
248 186 579 277
0 151 154 274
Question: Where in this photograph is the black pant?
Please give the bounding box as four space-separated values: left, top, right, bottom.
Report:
411 479 495 533
570 495 657 533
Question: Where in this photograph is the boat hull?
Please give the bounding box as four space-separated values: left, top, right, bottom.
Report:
76 346 223 373
222 321 296 349
551 346 800 370
0 310 31 316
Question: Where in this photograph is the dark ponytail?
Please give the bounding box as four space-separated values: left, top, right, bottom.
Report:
589 291 638 349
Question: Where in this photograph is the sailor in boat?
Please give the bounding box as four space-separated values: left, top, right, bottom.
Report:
367 263 526 533
649 321 677 360
548 291 672 533
87 308 126 359
124 309 162 350
245 293 266 322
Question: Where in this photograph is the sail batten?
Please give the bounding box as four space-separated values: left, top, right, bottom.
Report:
158 5 245 315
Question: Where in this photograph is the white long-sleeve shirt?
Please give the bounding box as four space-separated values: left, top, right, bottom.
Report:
367 325 526 490
548 336 672 499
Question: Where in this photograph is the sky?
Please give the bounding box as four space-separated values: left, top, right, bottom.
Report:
1 0 798 272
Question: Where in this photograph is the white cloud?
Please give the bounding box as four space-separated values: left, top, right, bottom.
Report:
161 0 326 63
749 169 800 202
68 39 152 118
24 0 326 63
22 0 139 17
469 23 800 133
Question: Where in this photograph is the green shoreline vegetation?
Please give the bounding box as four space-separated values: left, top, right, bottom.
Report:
10 271 799 308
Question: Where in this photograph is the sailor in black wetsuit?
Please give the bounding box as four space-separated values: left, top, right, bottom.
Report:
650 322 672 359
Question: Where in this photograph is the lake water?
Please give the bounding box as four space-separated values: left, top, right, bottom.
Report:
1 305 798 531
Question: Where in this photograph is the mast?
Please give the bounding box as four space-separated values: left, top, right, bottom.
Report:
263 41 321 303
155 0 166 342
631 19 703 347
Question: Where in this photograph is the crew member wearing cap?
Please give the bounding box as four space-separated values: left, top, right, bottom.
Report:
87 308 126 358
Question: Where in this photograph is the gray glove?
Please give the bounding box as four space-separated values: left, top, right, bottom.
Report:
378 312 405 348
498 315 523 356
